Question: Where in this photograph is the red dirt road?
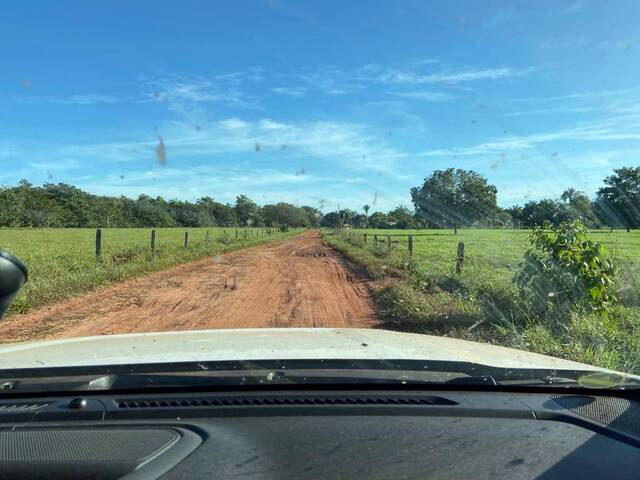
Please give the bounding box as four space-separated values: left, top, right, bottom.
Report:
0 231 380 343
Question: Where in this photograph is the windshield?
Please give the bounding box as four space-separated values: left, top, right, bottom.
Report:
1 0 640 391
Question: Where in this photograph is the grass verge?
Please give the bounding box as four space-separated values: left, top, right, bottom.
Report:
323 230 640 374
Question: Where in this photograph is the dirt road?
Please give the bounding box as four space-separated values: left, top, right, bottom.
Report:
0 231 380 343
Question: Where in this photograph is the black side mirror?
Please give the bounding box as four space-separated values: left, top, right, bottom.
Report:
0 250 28 319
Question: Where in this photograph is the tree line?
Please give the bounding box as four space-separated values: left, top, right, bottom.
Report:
0 181 322 228
321 166 640 230
2 166 639 230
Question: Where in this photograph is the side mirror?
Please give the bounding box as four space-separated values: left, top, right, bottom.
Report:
0 250 28 319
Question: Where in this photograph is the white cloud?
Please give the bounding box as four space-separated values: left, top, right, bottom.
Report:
62 94 120 105
376 66 535 85
7 93 122 106
48 115 408 177
142 73 258 122
272 87 307 98
391 90 456 102
421 120 640 157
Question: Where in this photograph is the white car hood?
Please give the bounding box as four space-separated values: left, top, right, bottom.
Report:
0 328 617 372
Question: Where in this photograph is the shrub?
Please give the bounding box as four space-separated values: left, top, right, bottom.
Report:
514 220 616 325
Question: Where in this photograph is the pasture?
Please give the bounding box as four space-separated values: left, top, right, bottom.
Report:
0 227 299 315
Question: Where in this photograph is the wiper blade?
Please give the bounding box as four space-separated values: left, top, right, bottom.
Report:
0 359 637 394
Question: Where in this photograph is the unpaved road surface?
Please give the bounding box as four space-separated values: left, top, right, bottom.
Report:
0 231 380 343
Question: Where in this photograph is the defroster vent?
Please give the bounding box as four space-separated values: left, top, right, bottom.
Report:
117 395 457 409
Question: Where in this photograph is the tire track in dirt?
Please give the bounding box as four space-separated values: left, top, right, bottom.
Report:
0 231 380 343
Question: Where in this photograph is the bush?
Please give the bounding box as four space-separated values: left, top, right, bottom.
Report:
514 221 616 325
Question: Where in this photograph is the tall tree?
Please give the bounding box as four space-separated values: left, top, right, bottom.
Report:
320 212 342 228
560 188 598 227
234 195 260 226
410 168 498 227
596 167 640 230
388 205 416 229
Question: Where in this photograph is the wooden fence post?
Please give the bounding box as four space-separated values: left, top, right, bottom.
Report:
456 242 465 274
151 229 156 258
364 233 367 245
387 235 391 252
205 230 209 246
184 231 189 249
454 223 458 235
95 228 102 259
374 235 378 244
244 230 248 239
408 235 413 257
236 229 238 239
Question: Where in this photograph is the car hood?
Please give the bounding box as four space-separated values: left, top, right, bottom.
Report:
0 328 621 373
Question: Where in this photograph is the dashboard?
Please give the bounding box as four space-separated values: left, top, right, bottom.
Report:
1 388 639 479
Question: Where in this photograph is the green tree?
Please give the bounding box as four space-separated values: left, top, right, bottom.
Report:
300 206 322 227
262 203 309 227
522 199 563 227
338 209 357 227
320 212 342 228
596 167 640 230
234 195 260 226
410 168 498 227
368 211 389 228
388 205 416 229
560 188 598 227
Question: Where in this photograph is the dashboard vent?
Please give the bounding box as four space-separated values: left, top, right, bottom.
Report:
0 402 49 413
116 395 456 409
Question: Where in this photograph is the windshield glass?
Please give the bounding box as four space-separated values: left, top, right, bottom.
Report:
1 0 640 389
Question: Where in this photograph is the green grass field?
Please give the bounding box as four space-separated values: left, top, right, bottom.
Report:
324 228 640 374
0 227 300 316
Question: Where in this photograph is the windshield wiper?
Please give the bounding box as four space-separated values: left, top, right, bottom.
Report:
0 359 636 394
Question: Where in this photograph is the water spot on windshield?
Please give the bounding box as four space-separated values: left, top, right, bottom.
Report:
280 144 287 150
255 142 261 152
119 175 125 180
21 79 32 88
46 172 53 179
156 135 167 165
295 168 305 176
373 191 379 205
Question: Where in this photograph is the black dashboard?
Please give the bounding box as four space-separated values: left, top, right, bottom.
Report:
1 388 640 479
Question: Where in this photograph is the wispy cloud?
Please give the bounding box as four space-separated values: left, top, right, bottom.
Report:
6 93 122 106
51 115 408 177
420 118 640 157
272 86 307 98
376 66 535 85
390 90 456 102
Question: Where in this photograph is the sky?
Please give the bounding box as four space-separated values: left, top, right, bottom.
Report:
1 0 640 212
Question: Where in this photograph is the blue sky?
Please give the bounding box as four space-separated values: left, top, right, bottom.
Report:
1 0 640 212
